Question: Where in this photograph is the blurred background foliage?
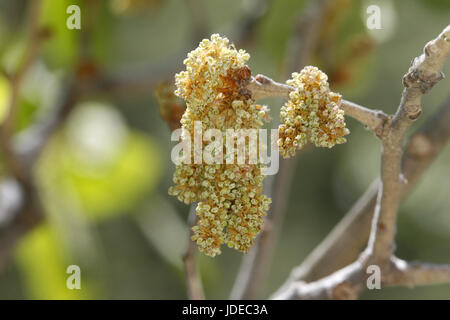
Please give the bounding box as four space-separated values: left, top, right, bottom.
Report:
0 0 449 299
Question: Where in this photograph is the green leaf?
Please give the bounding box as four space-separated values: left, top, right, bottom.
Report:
14 97 38 132
0 74 11 125
37 103 163 222
15 224 92 299
66 132 162 220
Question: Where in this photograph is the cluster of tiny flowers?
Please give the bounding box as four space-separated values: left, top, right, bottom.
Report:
169 34 271 257
175 33 250 115
278 66 350 158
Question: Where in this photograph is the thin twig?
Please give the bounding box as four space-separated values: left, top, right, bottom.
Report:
340 100 388 136
246 74 389 135
0 198 42 272
182 204 205 300
386 257 450 287
272 256 450 300
278 180 379 285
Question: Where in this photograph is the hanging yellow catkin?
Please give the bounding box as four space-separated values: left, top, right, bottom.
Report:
169 34 271 257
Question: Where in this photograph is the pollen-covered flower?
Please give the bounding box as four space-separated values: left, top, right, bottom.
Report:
175 33 250 114
278 66 350 158
169 34 271 257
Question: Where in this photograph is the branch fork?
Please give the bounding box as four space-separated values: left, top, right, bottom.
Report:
240 24 450 300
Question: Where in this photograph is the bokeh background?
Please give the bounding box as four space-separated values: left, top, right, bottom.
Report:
0 0 449 299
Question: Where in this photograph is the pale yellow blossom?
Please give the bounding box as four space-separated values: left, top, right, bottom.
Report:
278 66 349 158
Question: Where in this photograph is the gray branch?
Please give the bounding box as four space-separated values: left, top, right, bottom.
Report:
270 24 450 299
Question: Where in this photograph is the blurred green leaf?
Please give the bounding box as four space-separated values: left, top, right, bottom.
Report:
0 38 27 75
67 132 162 220
40 0 80 69
0 74 11 124
15 223 92 299
37 103 163 221
14 97 38 132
